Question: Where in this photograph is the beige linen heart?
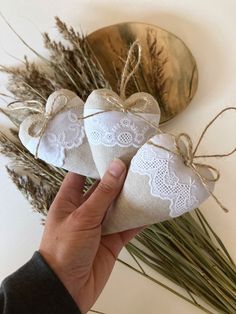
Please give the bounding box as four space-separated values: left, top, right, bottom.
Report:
19 89 99 179
84 88 161 177
102 133 215 235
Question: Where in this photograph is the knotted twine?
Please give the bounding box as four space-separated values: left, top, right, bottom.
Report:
7 40 236 212
147 107 236 213
7 94 77 159
75 40 161 126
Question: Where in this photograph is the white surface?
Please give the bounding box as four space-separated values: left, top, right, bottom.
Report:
0 1 236 313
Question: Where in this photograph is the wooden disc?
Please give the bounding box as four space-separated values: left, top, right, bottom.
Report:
86 22 198 123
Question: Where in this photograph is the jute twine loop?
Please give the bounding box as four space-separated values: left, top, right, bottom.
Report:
119 39 142 100
175 133 220 182
75 39 160 129
175 133 194 167
6 94 71 159
6 99 45 114
28 94 70 159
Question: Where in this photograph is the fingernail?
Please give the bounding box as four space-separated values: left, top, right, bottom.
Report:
108 159 126 178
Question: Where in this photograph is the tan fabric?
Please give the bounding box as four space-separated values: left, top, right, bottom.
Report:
84 88 161 177
102 171 171 234
84 88 161 113
102 134 215 235
19 89 100 179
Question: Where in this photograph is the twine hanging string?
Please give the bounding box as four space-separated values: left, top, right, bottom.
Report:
119 39 142 100
6 99 45 114
193 107 236 158
76 39 161 130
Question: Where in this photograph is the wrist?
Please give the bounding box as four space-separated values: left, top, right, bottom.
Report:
39 249 77 300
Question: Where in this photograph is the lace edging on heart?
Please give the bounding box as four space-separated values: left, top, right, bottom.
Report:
130 145 199 217
85 115 156 148
38 111 85 167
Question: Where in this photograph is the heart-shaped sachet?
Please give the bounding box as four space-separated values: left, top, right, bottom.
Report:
19 89 99 179
84 88 161 177
102 133 215 235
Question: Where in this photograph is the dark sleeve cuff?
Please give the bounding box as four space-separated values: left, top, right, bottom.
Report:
0 251 81 314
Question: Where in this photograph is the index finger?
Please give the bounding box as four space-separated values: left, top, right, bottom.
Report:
52 172 86 211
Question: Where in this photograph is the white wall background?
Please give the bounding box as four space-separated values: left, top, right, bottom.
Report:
0 1 236 313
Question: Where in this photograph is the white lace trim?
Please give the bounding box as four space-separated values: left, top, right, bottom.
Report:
130 145 199 217
39 110 85 167
85 113 157 148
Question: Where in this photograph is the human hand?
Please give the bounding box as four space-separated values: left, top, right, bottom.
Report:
39 159 141 313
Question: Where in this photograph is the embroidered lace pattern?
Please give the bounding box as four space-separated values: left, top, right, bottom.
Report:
40 110 85 167
85 115 156 148
130 145 199 217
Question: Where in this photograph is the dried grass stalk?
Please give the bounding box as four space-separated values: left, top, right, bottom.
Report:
0 56 55 102
125 210 236 313
0 131 64 218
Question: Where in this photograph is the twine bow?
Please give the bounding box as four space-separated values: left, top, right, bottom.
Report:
175 133 220 183
29 94 73 159
8 93 84 159
6 94 73 159
148 107 236 213
78 40 160 129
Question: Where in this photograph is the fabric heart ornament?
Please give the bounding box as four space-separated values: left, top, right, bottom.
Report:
84 88 161 177
19 89 99 179
102 133 215 235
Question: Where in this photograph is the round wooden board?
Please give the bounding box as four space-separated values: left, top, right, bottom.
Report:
86 22 198 123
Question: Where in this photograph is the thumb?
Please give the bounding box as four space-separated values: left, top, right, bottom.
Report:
73 159 127 230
